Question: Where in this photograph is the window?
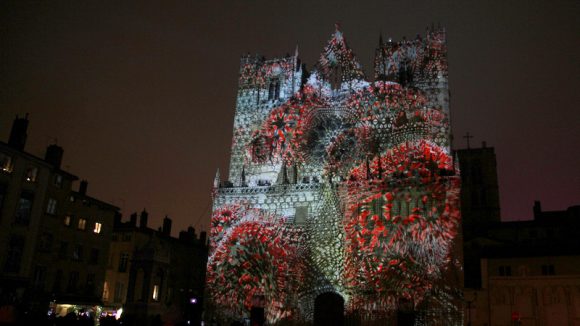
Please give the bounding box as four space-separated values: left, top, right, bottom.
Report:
499 265 512 276
25 166 38 182
46 198 57 215
77 218 87 230
53 174 63 188
38 233 53 252
64 215 72 226
114 282 125 302
4 236 25 273
152 285 160 301
15 192 33 225
85 273 95 294
67 271 79 292
58 241 68 259
268 79 280 100
72 245 83 261
53 269 63 292
89 248 99 265
542 264 555 276
93 222 102 234
118 252 129 272
32 265 47 290
0 154 12 173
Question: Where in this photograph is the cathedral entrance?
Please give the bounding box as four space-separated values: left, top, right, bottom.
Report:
313 292 344 326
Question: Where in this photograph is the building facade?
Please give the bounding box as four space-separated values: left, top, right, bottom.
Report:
103 211 208 325
208 26 462 325
457 144 502 290
0 115 118 322
463 199 580 326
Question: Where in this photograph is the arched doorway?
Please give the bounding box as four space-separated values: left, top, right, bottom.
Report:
314 292 344 326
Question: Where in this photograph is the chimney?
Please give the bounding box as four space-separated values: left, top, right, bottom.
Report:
481 141 487 149
139 209 148 229
130 213 138 227
179 227 196 242
8 114 29 151
79 180 88 195
533 201 542 220
162 216 172 236
200 231 207 245
45 144 64 168
114 212 122 227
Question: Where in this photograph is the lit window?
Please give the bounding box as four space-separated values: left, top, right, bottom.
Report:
78 218 87 230
64 215 72 226
152 285 160 301
103 281 110 301
25 166 38 182
0 154 12 173
46 198 57 215
93 222 102 234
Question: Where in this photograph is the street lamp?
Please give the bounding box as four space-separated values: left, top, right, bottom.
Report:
465 292 478 326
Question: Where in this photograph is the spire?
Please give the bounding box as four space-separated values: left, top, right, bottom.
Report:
241 165 247 186
277 162 289 185
292 163 298 184
454 152 460 175
318 24 365 84
294 43 301 73
379 32 384 47
213 168 221 188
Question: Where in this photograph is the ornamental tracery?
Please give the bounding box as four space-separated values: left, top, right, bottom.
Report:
208 26 461 325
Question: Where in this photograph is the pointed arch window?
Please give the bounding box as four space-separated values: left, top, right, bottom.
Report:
268 79 281 100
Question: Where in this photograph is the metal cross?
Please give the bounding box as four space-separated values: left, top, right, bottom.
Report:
463 132 473 149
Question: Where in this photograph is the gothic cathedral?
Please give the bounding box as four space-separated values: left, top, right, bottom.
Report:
208 26 462 325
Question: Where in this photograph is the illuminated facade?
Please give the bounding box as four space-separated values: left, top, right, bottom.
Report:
208 26 462 325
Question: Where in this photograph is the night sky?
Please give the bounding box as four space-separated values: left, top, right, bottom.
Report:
1 1 578 235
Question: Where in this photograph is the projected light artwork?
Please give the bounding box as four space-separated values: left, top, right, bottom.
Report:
207 25 462 325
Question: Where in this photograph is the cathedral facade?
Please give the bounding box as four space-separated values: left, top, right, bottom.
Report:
208 26 462 325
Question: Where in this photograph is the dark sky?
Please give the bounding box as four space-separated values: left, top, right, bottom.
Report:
1 0 578 235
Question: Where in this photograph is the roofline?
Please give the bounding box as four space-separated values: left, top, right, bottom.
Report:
71 191 120 211
0 141 79 180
